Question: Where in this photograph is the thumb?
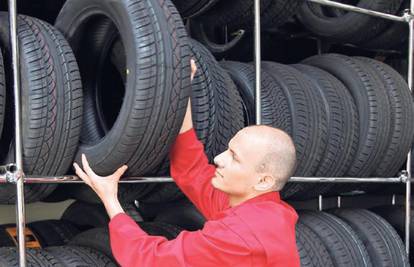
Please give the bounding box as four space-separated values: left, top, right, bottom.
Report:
112 165 128 181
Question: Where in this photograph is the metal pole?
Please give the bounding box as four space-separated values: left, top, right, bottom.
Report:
405 2 414 255
8 0 26 265
254 0 261 124
308 0 406 22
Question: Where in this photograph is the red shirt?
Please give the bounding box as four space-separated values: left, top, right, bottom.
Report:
109 129 300 267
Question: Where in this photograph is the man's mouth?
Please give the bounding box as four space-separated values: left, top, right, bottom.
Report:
215 170 224 179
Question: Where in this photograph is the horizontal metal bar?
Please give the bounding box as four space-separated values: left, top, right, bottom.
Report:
0 175 407 184
307 0 408 22
290 177 406 183
0 175 173 184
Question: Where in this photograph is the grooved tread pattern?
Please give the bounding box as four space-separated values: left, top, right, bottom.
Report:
299 211 372 267
0 13 82 203
46 246 117 267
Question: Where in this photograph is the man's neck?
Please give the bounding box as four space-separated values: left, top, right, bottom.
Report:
229 193 258 207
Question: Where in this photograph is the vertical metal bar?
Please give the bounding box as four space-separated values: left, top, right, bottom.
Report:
405 3 414 255
318 195 323 211
8 0 26 266
254 0 261 125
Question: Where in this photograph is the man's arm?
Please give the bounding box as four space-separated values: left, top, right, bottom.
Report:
169 59 229 219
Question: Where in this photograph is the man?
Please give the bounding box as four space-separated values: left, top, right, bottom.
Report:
73 60 300 267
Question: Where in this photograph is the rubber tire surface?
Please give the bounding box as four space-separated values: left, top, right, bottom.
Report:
62 201 143 230
0 247 59 267
331 209 409 267
0 14 83 203
46 246 117 267
293 64 359 198
55 0 191 176
28 220 80 247
371 205 414 262
303 54 391 177
298 0 403 44
299 211 372 266
296 221 334 267
354 57 414 177
262 62 327 199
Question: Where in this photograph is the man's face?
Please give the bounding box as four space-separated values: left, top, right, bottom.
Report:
212 130 266 197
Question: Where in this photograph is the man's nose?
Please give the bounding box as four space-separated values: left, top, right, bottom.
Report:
214 153 224 168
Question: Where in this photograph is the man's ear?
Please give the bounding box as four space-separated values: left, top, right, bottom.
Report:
254 175 276 191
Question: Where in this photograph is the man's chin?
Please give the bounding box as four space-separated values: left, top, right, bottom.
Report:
211 177 222 190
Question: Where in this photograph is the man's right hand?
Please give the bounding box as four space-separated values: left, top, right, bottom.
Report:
179 59 197 134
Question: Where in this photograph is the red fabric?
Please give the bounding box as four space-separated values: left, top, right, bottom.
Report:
109 128 300 267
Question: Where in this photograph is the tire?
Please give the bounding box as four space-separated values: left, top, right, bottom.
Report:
371 205 414 262
0 14 83 203
189 40 244 161
139 222 182 240
0 225 15 247
55 0 191 176
354 57 414 177
172 0 220 18
140 183 185 204
303 54 391 177
331 209 409 267
153 199 206 231
62 201 143 230
361 0 409 50
0 0 66 23
45 246 117 267
0 247 59 267
298 0 403 44
299 211 372 266
262 62 327 199
220 61 280 126
292 64 359 198
28 220 80 247
296 221 334 267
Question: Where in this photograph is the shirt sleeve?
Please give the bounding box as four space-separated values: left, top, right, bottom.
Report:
109 213 251 267
169 129 229 220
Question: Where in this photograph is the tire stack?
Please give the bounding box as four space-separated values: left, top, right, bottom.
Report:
298 0 408 50
296 209 409 266
222 54 414 199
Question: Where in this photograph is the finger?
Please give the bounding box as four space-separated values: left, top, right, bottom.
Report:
112 165 128 181
73 162 92 186
81 154 97 178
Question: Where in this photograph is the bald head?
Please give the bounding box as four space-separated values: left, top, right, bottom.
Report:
241 125 296 191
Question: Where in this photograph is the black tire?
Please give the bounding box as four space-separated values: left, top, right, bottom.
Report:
45 246 117 267
189 40 245 160
172 0 220 18
298 0 403 44
261 62 327 199
354 57 414 177
0 49 4 147
220 61 280 126
292 64 359 198
139 222 182 240
0 247 59 267
0 0 66 24
303 54 391 177
0 14 83 203
371 205 414 262
0 225 15 247
361 0 409 50
55 0 191 176
153 199 206 231
28 220 80 247
296 221 334 267
200 0 302 33
140 183 185 204
62 201 143 230
331 209 409 267
299 211 372 266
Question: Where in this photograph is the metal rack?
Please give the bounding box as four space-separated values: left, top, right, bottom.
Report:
0 0 412 265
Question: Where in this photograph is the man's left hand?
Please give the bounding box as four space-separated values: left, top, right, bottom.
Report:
73 154 128 218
